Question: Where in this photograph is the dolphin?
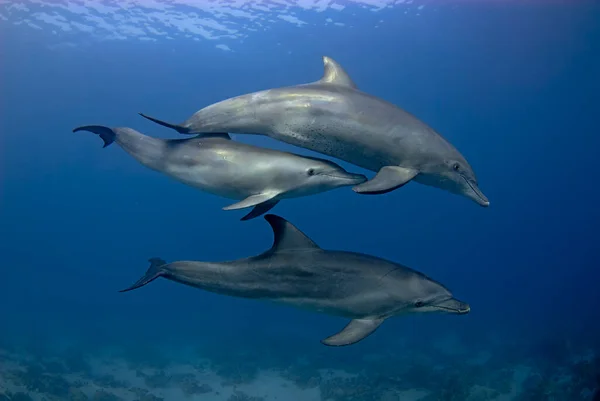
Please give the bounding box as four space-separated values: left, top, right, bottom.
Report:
138 56 489 207
120 214 470 346
73 126 366 220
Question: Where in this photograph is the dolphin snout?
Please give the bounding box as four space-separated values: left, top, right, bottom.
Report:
456 301 470 314
435 297 470 314
326 172 367 185
347 173 368 185
464 179 490 207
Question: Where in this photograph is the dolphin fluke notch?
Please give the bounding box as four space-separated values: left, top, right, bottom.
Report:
138 112 192 134
119 257 167 293
73 125 117 148
317 56 357 89
264 214 320 252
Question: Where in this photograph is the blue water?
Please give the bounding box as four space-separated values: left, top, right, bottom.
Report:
1 1 599 400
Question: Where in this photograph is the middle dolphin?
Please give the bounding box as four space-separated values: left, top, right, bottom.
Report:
73 125 366 220
139 56 489 207
120 214 470 346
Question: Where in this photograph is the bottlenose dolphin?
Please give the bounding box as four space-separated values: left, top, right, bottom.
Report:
139 56 489 207
120 214 470 346
73 126 366 220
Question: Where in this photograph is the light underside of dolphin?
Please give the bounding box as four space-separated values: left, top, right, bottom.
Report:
73 125 366 221
120 214 470 347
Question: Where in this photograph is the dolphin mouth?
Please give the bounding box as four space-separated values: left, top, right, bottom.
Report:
462 176 489 207
432 298 471 314
324 172 367 185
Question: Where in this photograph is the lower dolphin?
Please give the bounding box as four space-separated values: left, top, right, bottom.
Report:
73 126 366 220
120 214 470 346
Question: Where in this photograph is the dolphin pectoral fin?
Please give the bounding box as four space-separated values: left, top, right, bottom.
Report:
352 166 418 195
321 318 385 347
241 200 280 221
223 193 280 211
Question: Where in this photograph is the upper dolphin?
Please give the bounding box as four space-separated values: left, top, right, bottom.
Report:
73 125 366 220
120 214 470 346
139 56 489 207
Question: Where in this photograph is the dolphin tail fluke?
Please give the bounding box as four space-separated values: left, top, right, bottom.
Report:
138 113 191 134
119 257 167 293
73 125 117 148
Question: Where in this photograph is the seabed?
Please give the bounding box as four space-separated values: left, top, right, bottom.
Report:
1 333 598 401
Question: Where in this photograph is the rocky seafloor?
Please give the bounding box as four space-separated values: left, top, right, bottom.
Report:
1 334 599 401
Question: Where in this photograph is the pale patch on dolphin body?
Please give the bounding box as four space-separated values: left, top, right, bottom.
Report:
73 126 366 220
139 56 489 207
120 214 470 347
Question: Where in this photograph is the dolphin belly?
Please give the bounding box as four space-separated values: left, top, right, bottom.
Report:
156 138 289 200
161 158 256 200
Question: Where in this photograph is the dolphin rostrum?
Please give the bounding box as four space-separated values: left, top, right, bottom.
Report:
73 126 366 220
139 56 489 207
120 214 470 346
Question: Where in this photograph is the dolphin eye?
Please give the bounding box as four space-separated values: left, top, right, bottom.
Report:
415 301 425 308
453 163 460 171
307 168 315 176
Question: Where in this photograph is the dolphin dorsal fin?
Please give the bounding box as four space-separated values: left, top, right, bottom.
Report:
318 56 357 89
264 214 320 252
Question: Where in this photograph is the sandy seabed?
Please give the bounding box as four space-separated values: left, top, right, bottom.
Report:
0 348 432 401
0 338 597 401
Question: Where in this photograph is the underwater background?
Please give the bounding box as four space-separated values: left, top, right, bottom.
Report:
1 1 599 400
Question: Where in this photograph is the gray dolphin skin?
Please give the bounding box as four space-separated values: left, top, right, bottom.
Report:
72 126 366 220
120 214 470 346
139 56 489 207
